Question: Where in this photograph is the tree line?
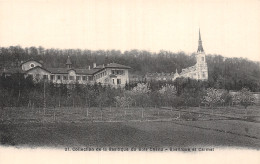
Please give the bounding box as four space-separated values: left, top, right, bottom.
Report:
0 74 255 114
1 46 260 91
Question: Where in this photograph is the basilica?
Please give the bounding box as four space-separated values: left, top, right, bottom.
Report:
145 30 208 81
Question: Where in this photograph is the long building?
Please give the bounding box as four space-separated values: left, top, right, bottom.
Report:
146 30 208 81
1 57 131 87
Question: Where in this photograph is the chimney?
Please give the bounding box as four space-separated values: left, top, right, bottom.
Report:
88 66 90 70
102 64 105 68
93 63 96 68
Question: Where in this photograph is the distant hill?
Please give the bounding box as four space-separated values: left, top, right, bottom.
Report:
1 46 260 91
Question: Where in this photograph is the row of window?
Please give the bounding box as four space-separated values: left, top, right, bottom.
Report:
112 70 124 75
94 71 107 80
38 74 93 81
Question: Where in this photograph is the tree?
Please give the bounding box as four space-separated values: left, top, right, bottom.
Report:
130 83 151 118
159 84 177 107
115 94 132 117
233 88 255 116
202 88 223 113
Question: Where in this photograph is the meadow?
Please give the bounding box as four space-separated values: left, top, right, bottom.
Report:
0 106 259 149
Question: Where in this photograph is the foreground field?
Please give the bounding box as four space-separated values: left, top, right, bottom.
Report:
0 121 259 149
0 106 259 149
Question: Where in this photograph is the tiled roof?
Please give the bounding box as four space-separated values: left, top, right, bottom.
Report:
46 68 98 75
20 59 42 66
74 69 99 75
94 63 130 69
47 68 69 74
25 66 51 73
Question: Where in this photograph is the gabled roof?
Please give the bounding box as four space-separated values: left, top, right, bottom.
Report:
25 66 51 73
20 59 42 66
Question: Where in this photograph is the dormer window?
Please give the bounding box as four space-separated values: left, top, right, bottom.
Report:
30 63 35 68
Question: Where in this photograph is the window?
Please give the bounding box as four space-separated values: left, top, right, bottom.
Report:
43 75 48 80
57 75 61 80
117 79 121 84
88 76 93 81
69 76 74 80
201 57 204 61
112 70 124 75
51 75 54 80
76 76 81 81
30 63 35 68
82 76 86 81
202 73 205 78
113 79 115 84
63 75 68 80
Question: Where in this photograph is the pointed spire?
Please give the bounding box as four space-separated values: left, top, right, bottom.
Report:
197 28 204 53
199 28 201 41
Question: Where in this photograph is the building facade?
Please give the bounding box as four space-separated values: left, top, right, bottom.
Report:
146 30 208 81
2 57 131 87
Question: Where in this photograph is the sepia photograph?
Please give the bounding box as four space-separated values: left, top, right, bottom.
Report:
0 0 260 163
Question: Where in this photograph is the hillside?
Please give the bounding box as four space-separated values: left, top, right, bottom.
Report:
1 46 260 91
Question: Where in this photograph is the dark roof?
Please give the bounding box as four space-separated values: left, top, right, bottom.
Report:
20 59 42 66
46 68 98 75
25 66 51 73
47 68 69 74
106 63 131 69
94 63 131 69
74 69 99 75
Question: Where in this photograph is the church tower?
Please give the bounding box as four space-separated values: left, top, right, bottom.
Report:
66 56 72 69
196 29 208 80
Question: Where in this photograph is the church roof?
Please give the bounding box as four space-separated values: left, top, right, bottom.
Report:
197 29 204 53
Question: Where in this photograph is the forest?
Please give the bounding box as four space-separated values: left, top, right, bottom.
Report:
0 45 260 93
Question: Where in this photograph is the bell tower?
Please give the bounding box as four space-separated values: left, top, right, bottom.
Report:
196 29 208 80
66 56 72 69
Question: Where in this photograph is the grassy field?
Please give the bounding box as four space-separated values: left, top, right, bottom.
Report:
0 106 259 149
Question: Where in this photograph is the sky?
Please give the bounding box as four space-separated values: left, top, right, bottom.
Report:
0 0 260 61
